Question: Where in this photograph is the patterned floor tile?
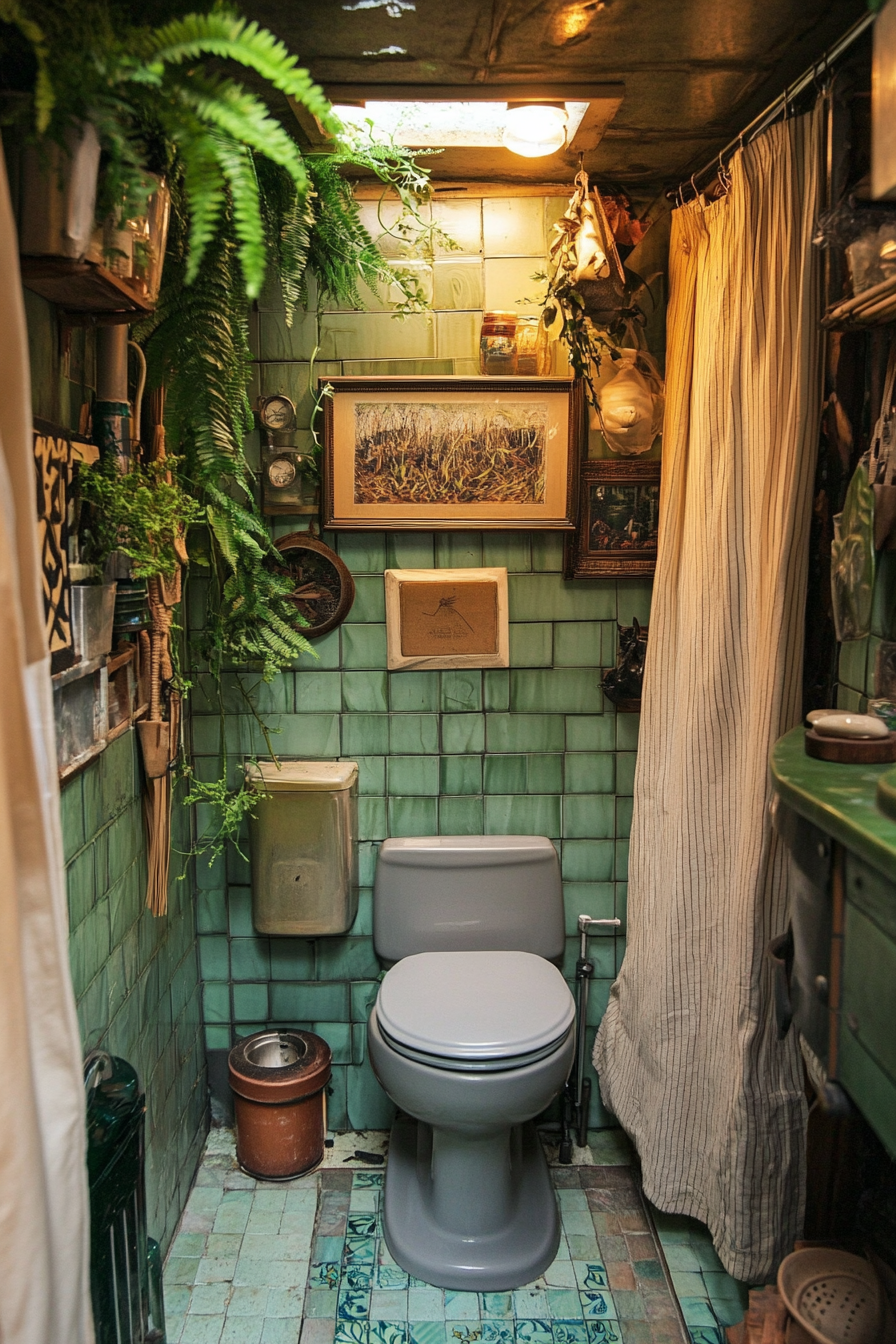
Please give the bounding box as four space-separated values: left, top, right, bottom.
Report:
165 1135 696 1344
481 1321 514 1344
370 1323 410 1344
408 1322 447 1344
446 1324 485 1344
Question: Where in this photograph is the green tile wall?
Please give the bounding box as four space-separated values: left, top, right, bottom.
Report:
63 731 207 1253
23 285 208 1255
191 192 650 1130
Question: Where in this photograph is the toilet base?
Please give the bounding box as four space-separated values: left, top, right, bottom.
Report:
382 1114 560 1291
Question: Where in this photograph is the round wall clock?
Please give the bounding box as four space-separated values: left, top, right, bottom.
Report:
273 530 355 639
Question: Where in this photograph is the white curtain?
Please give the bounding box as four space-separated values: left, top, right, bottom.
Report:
595 108 823 1283
0 147 94 1342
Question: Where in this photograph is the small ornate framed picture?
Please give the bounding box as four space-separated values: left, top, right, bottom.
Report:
384 568 510 671
565 459 661 578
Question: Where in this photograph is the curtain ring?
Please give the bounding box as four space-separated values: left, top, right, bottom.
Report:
690 173 699 202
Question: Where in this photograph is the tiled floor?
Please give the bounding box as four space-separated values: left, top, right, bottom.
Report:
163 1131 745 1344
649 1211 748 1342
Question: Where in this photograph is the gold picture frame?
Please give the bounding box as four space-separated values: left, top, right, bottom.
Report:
321 376 583 531
384 568 510 671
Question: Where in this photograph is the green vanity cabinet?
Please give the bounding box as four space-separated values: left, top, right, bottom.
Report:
839 855 896 1155
771 728 896 1159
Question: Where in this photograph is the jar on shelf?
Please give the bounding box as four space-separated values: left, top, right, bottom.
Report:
515 315 550 376
480 311 518 375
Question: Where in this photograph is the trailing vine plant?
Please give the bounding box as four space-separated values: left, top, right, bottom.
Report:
2 2 451 857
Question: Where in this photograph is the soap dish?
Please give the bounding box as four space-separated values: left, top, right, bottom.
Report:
805 730 896 763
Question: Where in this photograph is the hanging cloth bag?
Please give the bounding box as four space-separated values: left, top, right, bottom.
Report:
831 458 876 643
869 340 896 550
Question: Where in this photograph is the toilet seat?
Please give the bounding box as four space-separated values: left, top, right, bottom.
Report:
374 950 575 1073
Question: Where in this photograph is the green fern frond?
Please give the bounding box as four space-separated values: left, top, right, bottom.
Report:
175 74 308 189
176 127 226 285
280 193 314 323
207 133 265 296
138 11 340 136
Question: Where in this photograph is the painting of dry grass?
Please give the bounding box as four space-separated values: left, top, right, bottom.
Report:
353 401 547 505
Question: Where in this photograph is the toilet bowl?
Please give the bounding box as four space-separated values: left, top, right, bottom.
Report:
367 837 576 1291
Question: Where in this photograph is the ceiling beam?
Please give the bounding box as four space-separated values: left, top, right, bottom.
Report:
317 81 625 102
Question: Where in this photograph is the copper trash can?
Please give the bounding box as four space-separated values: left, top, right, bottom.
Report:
228 1030 331 1180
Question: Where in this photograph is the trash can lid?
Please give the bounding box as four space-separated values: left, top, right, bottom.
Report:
246 760 358 792
228 1030 332 1102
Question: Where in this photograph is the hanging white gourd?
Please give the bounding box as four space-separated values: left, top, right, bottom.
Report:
592 348 665 456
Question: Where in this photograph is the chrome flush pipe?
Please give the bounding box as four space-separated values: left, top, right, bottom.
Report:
559 913 621 1163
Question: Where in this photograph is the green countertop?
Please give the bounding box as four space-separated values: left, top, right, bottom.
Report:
771 727 896 879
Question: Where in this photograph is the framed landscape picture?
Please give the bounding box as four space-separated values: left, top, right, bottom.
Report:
320 376 583 531
565 459 661 578
384 568 509 671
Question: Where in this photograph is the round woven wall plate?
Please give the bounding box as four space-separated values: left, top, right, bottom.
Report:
273 531 355 639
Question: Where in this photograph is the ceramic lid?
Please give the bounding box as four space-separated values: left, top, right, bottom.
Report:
246 760 358 792
376 950 575 1061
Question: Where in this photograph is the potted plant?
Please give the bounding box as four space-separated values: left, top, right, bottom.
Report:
74 455 201 658
67 562 117 663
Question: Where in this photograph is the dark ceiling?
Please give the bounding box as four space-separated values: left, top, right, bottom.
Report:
250 0 868 205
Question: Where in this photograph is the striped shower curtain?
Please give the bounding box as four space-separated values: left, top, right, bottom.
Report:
594 108 823 1283
0 148 94 1341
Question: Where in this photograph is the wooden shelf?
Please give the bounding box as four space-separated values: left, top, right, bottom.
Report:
19 255 154 326
51 653 104 689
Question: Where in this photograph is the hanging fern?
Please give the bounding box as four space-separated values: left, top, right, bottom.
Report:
140 186 316 683
2 5 345 297
6 0 453 853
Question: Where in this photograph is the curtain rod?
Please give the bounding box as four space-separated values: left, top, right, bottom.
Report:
667 9 876 201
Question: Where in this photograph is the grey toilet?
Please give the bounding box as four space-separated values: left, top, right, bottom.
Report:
367 835 576 1291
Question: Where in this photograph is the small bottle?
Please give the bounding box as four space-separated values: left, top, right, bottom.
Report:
480 311 518 375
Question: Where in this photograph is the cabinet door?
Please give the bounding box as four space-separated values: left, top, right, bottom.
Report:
840 855 896 1157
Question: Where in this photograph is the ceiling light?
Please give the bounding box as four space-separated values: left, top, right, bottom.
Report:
502 102 568 158
330 99 587 149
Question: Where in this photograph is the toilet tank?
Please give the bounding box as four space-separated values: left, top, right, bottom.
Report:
247 760 358 936
373 835 564 963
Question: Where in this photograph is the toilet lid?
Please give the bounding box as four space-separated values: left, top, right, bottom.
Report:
376 951 575 1062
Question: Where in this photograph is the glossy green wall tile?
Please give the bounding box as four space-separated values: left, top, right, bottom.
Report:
61 732 205 1256
184 193 650 1130
439 795 485 834
442 713 486 754
440 755 483 795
